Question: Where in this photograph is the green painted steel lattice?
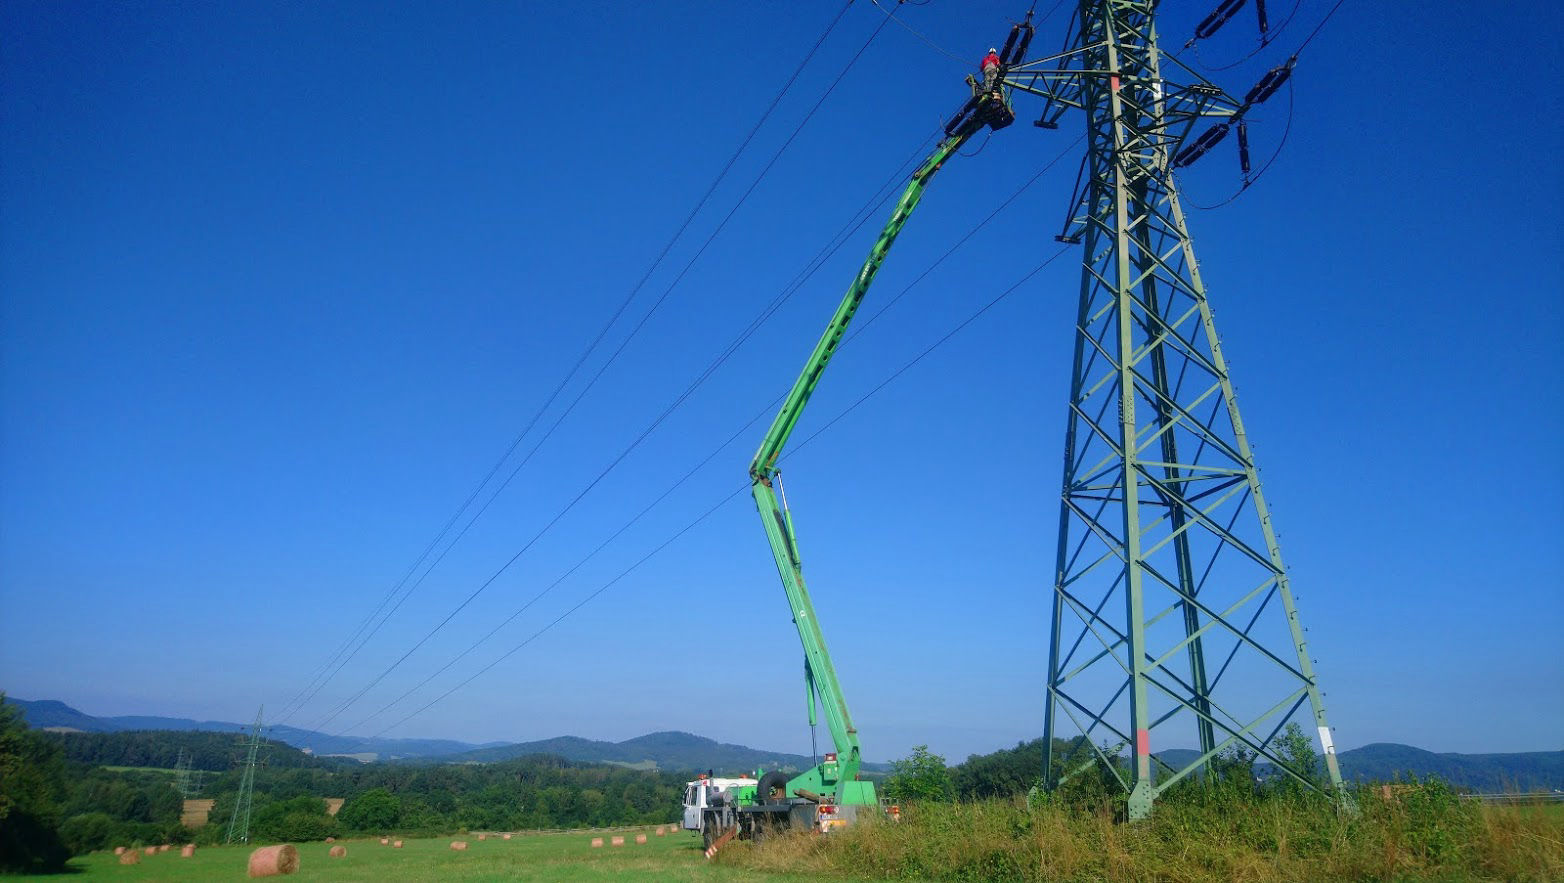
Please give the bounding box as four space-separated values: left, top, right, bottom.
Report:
225 706 264 844
1003 0 1347 818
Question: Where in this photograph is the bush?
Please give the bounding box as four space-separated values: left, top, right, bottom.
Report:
337 787 399 833
885 745 953 803
720 787 1564 882
251 795 338 843
58 812 120 854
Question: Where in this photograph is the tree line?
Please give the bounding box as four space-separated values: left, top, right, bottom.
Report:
0 696 685 871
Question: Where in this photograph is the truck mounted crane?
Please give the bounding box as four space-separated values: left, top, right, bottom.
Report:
688 17 1032 850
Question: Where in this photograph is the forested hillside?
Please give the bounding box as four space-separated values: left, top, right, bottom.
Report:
43 729 326 771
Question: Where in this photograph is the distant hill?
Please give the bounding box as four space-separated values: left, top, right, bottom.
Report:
1146 744 1564 793
1159 743 1563 792
4 697 883 772
420 730 886 773
1336 743 1564 792
17 697 1550 789
42 728 325 771
6 697 497 761
954 737 1564 799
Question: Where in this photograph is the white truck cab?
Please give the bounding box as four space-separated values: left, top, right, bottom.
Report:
681 775 757 833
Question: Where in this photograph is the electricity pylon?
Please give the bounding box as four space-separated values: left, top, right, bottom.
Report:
173 747 203 798
1000 2 1346 818
225 707 264 844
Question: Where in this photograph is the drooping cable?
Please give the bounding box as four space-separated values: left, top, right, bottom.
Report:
278 3 879 728
1293 0 1347 55
1180 71 1293 209
1179 0 1344 210
323 139 1083 738
1190 0 1304 72
302 17 908 734
346 248 1071 744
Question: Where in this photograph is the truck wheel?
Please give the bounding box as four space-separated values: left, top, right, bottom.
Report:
702 823 716 852
756 770 790 803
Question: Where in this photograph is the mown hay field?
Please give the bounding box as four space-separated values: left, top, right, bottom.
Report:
18 827 800 882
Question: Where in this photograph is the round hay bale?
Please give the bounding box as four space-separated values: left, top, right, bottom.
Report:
610 835 624 847
180 845 196 858
247 843 300 877
119 850 141 865
635 833 647 844
450 841 468 851
379 837 389 845
655 826 666 836
502 833 512 840
114 846 126 856
392 840 403 848
477 833 486 841
324 836 335 843
144 846 157 856
590 837 603 848
159 844 171 852
329 845 346 858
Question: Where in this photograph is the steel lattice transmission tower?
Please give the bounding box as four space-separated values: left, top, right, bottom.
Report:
225 707 265 844
1000 1 1346 818
173 747 204 798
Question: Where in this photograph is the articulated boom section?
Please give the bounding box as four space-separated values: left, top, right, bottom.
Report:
747 82 1014 807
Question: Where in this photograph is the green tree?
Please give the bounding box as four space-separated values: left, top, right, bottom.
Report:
0 695 71 872
885 745 953 803
251 795 337 843
338 787 400 833
1270 722 1323 799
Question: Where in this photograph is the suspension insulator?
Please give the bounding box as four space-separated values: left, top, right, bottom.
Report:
1237 120 1251 175
1194 0 1247 40
1174 123 1230 168
1256 0 1270 36
998 25 1021 64
1011 25 1035 64
1244 57 1296 105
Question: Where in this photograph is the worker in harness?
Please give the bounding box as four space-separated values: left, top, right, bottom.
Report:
981 47 1002 92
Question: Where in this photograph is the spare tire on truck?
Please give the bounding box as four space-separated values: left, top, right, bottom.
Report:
756 770 791 804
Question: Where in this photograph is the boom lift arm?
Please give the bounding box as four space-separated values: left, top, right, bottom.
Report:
747 85 1014 805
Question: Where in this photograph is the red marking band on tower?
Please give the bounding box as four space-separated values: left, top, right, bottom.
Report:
1136 728 1150 756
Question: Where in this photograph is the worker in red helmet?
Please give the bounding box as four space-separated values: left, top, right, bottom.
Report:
981 47 1001 92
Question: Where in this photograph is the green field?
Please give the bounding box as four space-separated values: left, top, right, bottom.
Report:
18 828 810 882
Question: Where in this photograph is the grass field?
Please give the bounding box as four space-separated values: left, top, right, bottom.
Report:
19 796 1563 881
718 794 1564 883
19 827 812 882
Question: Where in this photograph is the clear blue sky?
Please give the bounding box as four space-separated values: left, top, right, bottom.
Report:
3 1 1560 763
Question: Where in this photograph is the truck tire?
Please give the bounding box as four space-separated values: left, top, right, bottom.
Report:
756 770 790 804
702 822 717 852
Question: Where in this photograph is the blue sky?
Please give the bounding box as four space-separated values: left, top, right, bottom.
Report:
2 1 1560 764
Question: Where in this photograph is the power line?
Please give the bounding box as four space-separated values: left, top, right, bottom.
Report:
349 247 1071 744
1295 0 1348 55
1190 0 1305 72
303 15 903 734
1180 0 1347 210
319 139 1079 735
870 0 1071 69
328 138 941 734
273 1 861 726
1180 79 1294 210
